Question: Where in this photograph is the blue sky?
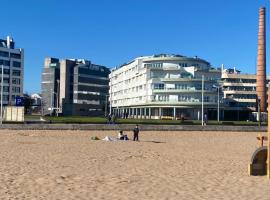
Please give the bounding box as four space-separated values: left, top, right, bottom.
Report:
0 0 269 93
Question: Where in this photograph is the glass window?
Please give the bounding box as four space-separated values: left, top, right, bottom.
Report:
10 53 21 59
0 51 9 57
4 69 10 74
153 83 164 90
3 95 9 101
13 61 21 68
2 86 9 92
0 60 10 66
12 70 20 76
12 78 20 85
12 86 20 93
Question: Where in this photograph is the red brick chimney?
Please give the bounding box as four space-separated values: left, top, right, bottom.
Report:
256 7 266 112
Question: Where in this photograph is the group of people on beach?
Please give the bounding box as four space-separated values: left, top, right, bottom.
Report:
117 124 140 141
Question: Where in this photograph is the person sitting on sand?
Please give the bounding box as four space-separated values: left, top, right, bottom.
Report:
118 130 129 140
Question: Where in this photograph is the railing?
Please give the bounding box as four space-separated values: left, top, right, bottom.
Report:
152 89 217 93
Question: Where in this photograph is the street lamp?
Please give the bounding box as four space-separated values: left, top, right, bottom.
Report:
105 94 110 117
213 84 221 122
50 89 59 116
257 97 261 127
201 75 204 126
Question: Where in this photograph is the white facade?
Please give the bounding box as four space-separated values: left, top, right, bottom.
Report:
110 54 221 120
0 36 24 105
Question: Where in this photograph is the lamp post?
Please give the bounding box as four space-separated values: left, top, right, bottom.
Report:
257 97 261 127
105 94 110 117
213 84 221 122
201 75 204 126
109 78 112 116
50 89 53 116
56 80 60 117
50 89 59 116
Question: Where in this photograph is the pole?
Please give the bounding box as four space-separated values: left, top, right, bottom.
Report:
202 75 204 126
217 86 220 122
258 98 261 127
109 79 112 115
56 80 59 117
50 88 53 116
0 65 3 125
267 89 270 178
105 95 108 117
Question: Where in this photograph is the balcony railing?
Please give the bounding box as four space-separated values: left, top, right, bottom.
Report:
152 89 217 93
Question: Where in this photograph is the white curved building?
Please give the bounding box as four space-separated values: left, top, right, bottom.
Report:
109 54 221 120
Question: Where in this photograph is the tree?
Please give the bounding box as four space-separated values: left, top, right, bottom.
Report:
23 93 34 114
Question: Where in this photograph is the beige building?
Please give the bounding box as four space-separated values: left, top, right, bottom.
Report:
221 67 270 120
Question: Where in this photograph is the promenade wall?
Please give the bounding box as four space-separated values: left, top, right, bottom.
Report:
0 124 266 132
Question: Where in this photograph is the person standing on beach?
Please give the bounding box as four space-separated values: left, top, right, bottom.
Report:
133 124 140 141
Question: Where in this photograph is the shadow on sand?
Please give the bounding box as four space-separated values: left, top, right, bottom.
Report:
141 140 166 144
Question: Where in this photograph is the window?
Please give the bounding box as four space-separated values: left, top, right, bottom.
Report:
179 63 188 67
12 78 20 85
157 95 168 101
12 70 20 76
0 51 9 57
2 86 9 92
13 61 21 68
153 83 164 90
10 53 21 59
3 95 9 101
12 87 20 93
145 63 163 68
4 69 10 74
3 78 9 84
0 60 10 66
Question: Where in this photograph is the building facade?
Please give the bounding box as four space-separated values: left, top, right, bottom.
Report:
221 67 270 120
109 54 221 120
0 36 24 105
41 58 110 116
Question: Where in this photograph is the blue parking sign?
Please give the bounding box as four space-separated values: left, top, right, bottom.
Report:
15 96 24 106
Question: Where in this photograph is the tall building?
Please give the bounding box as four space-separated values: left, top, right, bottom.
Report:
41 58 110 116
109 54 221 120
0 36 24 105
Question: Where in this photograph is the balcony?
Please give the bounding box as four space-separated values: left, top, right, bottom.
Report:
152 89 216 94
148 100 217 106
160 78 218 82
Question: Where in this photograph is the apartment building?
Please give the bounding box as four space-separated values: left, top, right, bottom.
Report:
221 67 270 120
0 36 24 105
109 54 221 120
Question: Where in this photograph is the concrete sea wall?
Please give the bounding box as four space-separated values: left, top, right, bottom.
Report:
0 124 266 132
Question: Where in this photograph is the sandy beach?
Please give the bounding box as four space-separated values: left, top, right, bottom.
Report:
0 130 269 200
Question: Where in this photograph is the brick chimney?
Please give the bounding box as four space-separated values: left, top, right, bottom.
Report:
256 7 267 112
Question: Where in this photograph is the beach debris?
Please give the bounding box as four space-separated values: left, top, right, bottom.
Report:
91 136 100 140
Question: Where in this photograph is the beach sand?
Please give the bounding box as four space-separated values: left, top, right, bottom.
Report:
0 130 269 199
